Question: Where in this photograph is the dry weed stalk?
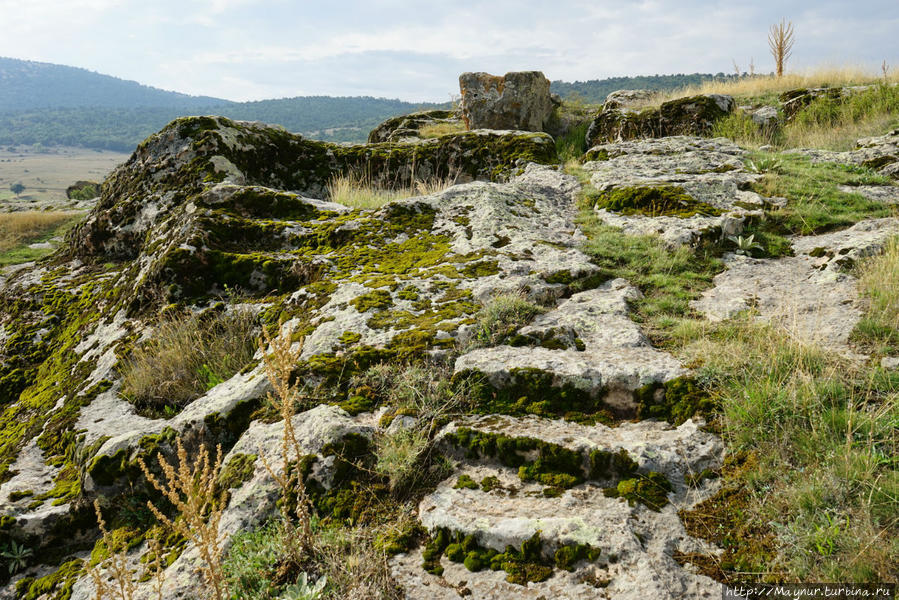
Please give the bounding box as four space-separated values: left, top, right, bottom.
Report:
137 439 228 600
258 322 314 554
87 500 136 600
768 18 795 77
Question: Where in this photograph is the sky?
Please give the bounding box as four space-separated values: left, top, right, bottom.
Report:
0 0 897 102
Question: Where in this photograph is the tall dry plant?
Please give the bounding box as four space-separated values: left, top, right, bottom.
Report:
258 322 314 556
87 501 136 600
138 439 228 600
768 18 795 77
87 502 166 600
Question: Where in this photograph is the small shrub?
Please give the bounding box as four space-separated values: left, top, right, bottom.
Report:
120 309 257 414
555 122 590 163
470 293 544 348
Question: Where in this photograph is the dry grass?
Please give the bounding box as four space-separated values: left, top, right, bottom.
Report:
87 500 137 600
418 122 466 138
120 309 257 414
138 438 229 600
327 171 457 209
0 210 80 252
859 237 899 331
655 65 897 105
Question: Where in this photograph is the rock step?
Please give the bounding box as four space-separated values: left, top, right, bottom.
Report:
396 455 722 600
454 279 689 418
437 414 723 496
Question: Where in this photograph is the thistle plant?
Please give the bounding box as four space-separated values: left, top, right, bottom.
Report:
0 540 32 574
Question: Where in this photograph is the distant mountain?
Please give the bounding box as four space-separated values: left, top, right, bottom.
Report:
0 56 230 110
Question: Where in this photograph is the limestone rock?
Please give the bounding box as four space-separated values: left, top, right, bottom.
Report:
692 218 899 355
582 136 769 246
459 71 554 132
787 128 899 179
603 89 659 110
585 94 734 146
455 279 686 413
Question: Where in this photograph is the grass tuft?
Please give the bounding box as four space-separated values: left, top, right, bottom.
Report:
327 171 456 209
120 309 257 415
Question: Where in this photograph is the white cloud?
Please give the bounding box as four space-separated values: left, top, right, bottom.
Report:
0 0 896 100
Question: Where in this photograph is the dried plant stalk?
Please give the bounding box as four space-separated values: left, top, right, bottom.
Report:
138 438 228 600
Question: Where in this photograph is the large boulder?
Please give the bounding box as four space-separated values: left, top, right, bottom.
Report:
602 89 659 110
586 94 735 146
459 71 554 132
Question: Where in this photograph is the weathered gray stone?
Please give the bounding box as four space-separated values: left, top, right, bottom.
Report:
583 136 769 246
586 94 735 146
455 279 686 412
459 71 554 132
367 109 462 143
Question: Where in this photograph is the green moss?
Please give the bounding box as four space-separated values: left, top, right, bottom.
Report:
586 185 723 218
588 448 640 480
458 367 614 424
7 489 33 501
453 474 480 490
423 528 600 585
480 475 502 492
350 290 393 312
603 471 673 511
634 377 714 425
218 453 257 489
16 559 83 600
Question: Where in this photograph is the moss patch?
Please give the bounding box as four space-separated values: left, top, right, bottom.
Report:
586 185 723 218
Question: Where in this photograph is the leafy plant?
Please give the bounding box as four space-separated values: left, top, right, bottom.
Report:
1 540 32 574
727 233 764 256
276 573 327 600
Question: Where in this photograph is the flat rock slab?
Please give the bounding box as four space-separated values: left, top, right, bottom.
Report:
583 137 770 246
691 253 861 351
455 279 686 410
438 415 723 493
838 185 899 204
692 218 899 353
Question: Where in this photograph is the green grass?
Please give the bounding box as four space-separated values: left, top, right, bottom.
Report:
748 152 894 235
852 236 899 357
577 211 722 335
469 293 545 348
674 315 899 582
554 122 590 163
713 83 899 151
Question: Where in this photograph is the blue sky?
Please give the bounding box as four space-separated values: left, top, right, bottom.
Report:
1 0 896 101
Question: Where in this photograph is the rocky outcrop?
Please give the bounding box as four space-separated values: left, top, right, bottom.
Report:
367 109 463 143
586 94 735 146
693 217 899 355
67 116 556 261
459 71 554 132
602 89 658 110
582 136 775 246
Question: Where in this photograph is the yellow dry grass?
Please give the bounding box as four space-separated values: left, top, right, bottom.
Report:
327 171 457 209
0 210 81 252
655 65 897 105
418 121 466 138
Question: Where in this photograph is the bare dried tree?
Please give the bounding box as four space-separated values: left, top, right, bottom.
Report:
768 19 795 77
749 57 756 76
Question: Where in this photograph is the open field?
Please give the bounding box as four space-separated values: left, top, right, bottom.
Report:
0 145 127 209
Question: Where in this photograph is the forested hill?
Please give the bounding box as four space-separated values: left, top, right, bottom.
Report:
549 73 743 103
0 56 745 150
0 57 229 110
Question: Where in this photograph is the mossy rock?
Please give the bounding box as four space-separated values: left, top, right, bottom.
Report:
587 185 723 218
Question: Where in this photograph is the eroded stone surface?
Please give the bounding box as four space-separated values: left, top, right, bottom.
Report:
583 136 770 246
455 279 686 410
459 71 554 132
